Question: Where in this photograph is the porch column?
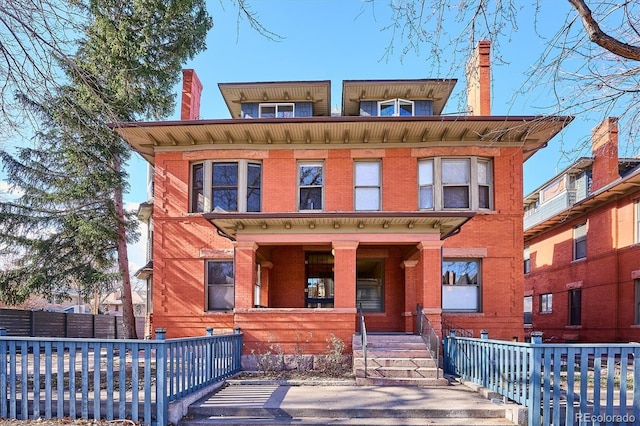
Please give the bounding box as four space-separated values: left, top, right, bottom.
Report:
234 241 257 309
260 261 273 307
401 260 418 333
418 240 444 338
332 241 359 309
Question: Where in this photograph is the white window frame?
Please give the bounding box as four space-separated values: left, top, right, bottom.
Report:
354 160 381 211
524 246 531 274
259 103 295 118
298 161 324 211
377 98 414 116
442 259 481 312
635 200 640 244
540 293 552 313
573 222 587 260
524 296 532 325
418 159 434 209
206 260 234 311
418 157 493 211
190 160 262 213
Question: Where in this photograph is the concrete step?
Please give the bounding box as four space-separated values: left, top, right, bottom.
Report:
179 416 517 425
178 383 518 425
353 349 432 358
354 341 429 350
353 357 437 368
355 376 451 386
354 366 441 379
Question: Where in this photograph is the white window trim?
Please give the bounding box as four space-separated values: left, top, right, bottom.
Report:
258 102 295 118
190 160 262 213
635 200 640 244
418 157 493 211
206 259 235 311
540 293 552 313
442 258 482 313
354 160 382 211
377 98 414 116
573 222 587 260
297 161 324 211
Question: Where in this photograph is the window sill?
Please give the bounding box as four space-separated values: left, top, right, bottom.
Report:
565 325 582 329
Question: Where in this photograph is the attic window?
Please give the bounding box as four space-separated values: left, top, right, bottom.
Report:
378 98 413 116
259 103 294 118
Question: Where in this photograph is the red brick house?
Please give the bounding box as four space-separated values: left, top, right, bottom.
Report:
523 117 640 343
115 42 571 356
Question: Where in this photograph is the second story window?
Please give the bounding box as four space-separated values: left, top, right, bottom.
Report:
524 246 530 274
540 293 552 313
378 98 414 116
298 162 324 211
190 160 261 213
635 200 640 244
573 222 587 260
523 296 532 326
259 103 294 118
419 157 493 211
355 161 381 211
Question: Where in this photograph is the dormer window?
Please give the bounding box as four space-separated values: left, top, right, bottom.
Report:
259 103 294 118
378 98 414 116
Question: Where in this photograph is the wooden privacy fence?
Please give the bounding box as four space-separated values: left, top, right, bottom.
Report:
0 327 243 425
444 332 640 426
0 308 145 339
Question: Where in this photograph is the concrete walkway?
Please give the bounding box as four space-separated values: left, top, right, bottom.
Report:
177 379 526 425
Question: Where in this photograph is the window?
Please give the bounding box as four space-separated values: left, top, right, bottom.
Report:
190 161 261 213
207 260 234 310
477 160 491 209
305 253 334 308
378 98 414 116
418 159 434 209
573 223 587 260
356 259 384 312
635 200 640 244
540 176 567 204
635 280 640 325
298 162 324 211
418 158 493 211
524 296 532 325
259 103 294 118
191 163 204 212
442 159 470 208
524 247 530 274
568 289 581 326
355 161 381 211
540 293 552 313
442 259 481 312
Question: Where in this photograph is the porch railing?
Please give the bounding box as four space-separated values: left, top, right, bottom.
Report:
416 304 440 379
0 327 242 425
358 304 368 377
444 332 640 426
441 316 474 338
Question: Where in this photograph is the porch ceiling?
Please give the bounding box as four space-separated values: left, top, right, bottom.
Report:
203 211 475 241
113 115 573 165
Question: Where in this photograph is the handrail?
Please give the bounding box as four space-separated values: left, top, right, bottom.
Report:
441 316 474 338
416 304 440 379
358 304 367 377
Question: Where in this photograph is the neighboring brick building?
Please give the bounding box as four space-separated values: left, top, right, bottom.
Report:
115 42 571 355
523 117 640 343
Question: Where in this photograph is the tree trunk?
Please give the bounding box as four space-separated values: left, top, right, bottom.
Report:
114 154 138 339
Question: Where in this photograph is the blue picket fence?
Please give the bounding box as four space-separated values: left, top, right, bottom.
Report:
444 333 640 426
0 327 242 425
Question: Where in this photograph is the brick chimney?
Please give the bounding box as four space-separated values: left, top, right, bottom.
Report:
590 117 619 192
181 69 202 120
466 40 491 116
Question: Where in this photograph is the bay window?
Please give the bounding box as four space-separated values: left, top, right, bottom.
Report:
418 157 493 211
190 160 261 213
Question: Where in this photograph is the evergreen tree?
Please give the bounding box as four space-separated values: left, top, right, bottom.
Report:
0 0 212 338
